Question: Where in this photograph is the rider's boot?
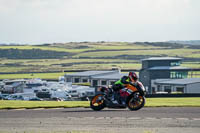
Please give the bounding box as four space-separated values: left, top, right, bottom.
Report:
119 97 126 107
111 92 118 104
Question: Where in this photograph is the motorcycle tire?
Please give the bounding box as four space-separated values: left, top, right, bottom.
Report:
126 92 145 111
90 94 106 111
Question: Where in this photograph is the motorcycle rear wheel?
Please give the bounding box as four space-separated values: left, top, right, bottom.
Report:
90 94 106 111
127 93 145 111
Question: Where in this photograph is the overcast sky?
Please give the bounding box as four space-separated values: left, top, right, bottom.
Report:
0 0 199 44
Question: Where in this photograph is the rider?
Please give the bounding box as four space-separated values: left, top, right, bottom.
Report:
112 72 139 104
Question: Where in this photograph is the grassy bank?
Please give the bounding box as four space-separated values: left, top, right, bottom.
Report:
1 98 200 109
1 42 200 75
0 101 89 109
145 97 200 107
0 72 69 80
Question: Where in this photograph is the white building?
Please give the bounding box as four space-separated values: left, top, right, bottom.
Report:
151 78 200 94
1 79 26 94
64 70 127 87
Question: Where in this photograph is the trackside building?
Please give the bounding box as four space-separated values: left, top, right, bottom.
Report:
151 78 200 94
139 57 191 94
64 70 127 87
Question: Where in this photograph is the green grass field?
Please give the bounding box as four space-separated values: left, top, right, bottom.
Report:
0 73 58 80
0 72 70 80
0 101 89 109
1 98 200 109
73 48 200 58
145 97 200 107
0 42 200 80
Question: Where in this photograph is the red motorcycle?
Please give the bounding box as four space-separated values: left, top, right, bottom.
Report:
90 82 146 111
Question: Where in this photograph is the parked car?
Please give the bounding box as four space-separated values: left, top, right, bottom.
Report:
29 97 43 101
6 95 24 100
51 97 63 101
0 94 10 100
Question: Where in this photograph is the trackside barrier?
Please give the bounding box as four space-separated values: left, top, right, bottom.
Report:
146 93 200 98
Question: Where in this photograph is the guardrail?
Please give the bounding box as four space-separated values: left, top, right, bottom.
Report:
146 93 200 98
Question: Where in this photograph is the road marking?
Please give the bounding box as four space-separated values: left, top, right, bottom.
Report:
176 118 189 120
160 118 173 120
112 117 126 120
50 116 200 121
84 117 95 119
67 117 80 120
96 117 104 120
32 108 46 110
48 108 64 110
145 117 158 120
12 108 26 111
193 118 200 121
128 117 141 120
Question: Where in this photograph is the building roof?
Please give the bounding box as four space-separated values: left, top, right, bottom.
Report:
142 57 182 61
154 78 200 85
148 66 190 71
3 79 27 83
92 72 128 80
65 70 118 77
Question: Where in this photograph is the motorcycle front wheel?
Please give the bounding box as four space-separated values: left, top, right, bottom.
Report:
127 92 145 111
90 94 106 111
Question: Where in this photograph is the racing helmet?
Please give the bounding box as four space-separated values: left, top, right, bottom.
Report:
128 72 138 82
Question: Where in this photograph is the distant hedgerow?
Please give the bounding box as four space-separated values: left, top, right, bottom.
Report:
0 48 72 59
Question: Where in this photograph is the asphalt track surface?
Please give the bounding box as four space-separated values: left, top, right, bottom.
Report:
0 107 200 133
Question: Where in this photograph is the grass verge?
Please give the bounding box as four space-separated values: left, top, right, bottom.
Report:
1 98 200 109
145 97 200 107
0 72 67 80
0 101 89 109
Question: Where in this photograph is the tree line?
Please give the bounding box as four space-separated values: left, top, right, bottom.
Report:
0 48 70 59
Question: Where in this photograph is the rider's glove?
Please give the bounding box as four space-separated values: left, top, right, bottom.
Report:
130 82 137 87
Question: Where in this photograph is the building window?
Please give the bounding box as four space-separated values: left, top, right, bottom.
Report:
176 87 184 93
74 78 80 83
170 61 181 66
92 80 98 87
101 80 107 86
152 87 155 94
109 81 115 85
170 71 188 79
82 79 88 83
157 85 161 92
164 86 171 93
66 78 72 82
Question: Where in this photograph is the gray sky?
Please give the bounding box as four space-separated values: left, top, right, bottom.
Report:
0 0 199 44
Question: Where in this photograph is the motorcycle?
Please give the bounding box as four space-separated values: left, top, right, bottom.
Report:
90 82 146 111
